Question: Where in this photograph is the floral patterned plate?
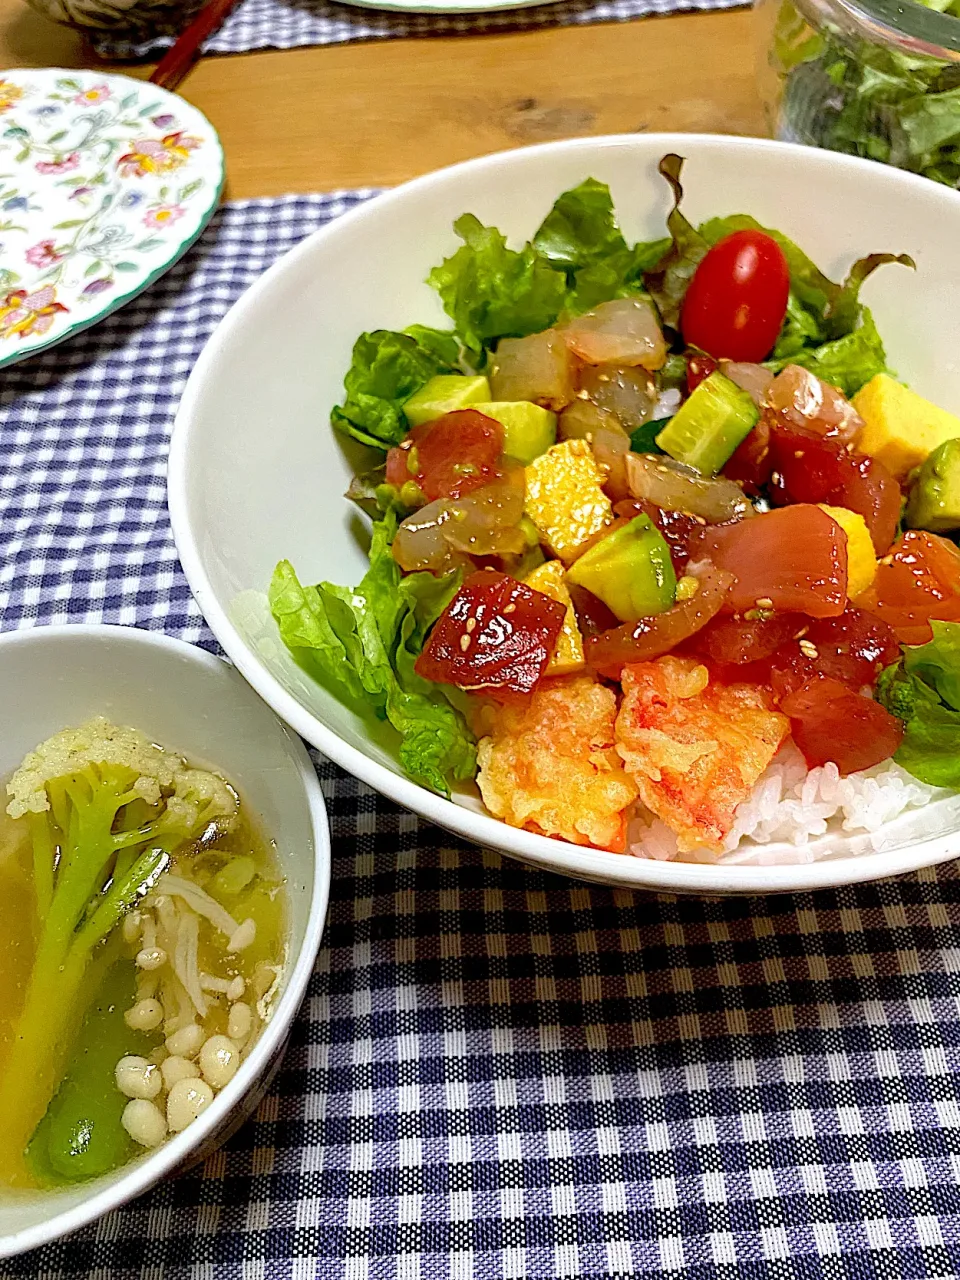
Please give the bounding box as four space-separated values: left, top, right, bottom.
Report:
0 68 224 369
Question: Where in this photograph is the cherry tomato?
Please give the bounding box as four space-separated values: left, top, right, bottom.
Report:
780 676 903 775
681 231 790 363
415 570 566 703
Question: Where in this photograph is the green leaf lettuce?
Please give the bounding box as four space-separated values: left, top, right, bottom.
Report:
531 177 669 314
642 154 709 330
269 514 476 796
427 213 567 353
877 620 960 787
331 327 460 451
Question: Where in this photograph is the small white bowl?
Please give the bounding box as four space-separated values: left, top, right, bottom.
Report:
168 132 960 896
0 625 330 1260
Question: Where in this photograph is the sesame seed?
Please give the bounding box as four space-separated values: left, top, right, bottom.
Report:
799 639 819 659
466 618 477 633
756 597 774 609
794 450 804 459
577 389 590 400
503 603 516 614
459 634 471 652
771 471 781 485
880 555 893 566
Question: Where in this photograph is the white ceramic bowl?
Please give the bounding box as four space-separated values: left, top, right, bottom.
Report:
0 626 330 1259
169 133 960 896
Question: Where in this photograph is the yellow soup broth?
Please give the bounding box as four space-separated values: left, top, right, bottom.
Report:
0 773 286 1192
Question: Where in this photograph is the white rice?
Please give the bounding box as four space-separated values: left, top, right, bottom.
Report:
627 741 960 866
651 387 682 420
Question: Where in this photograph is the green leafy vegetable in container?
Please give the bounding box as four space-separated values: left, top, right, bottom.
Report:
763 0 960 189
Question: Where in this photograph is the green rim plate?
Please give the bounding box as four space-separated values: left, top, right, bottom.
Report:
0 68 225 371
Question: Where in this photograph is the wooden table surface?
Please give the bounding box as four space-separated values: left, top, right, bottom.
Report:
0 0 763 198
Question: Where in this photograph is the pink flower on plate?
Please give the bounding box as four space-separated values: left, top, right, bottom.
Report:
35 152 80 175
0 285 68 341
74 83 111 107
118 132 200 179
143 203 185 230
25 239 64 268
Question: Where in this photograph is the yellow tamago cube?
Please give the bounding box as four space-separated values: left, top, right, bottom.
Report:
524 439 613 564
524 559 586 676
853 374 960 480
818 504 877 598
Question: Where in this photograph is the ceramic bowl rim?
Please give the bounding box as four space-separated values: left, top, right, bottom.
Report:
168 132 960 895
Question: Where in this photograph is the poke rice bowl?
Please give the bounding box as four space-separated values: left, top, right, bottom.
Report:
170 133 960 895
0 626 330 1258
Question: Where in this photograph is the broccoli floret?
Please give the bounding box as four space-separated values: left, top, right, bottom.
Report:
0 719 238 1169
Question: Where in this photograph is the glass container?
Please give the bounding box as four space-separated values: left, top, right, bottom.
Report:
758 0 960 187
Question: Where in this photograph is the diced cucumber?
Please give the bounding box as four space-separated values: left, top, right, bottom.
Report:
403 375 490 427
567 515 676 622
472 401 557 464
655 372 758 475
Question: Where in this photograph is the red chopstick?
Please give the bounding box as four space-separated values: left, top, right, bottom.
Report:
149 0 243 90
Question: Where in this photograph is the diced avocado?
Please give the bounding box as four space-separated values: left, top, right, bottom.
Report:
524 559 585 676
403 374 490 427
853 373 960 480
567 515 676 622
472 401 557 464
905 438 960 533
818 504 877 598
655 372 759 475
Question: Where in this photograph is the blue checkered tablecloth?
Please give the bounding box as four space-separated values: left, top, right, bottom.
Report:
91 0 745 61
3 193 960 1280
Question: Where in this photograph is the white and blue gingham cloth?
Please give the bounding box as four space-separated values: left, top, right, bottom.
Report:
92 0 745 60
4 194 960 1280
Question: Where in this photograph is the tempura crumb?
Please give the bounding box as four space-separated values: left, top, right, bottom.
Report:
476 676 638 852
615 656 788 853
